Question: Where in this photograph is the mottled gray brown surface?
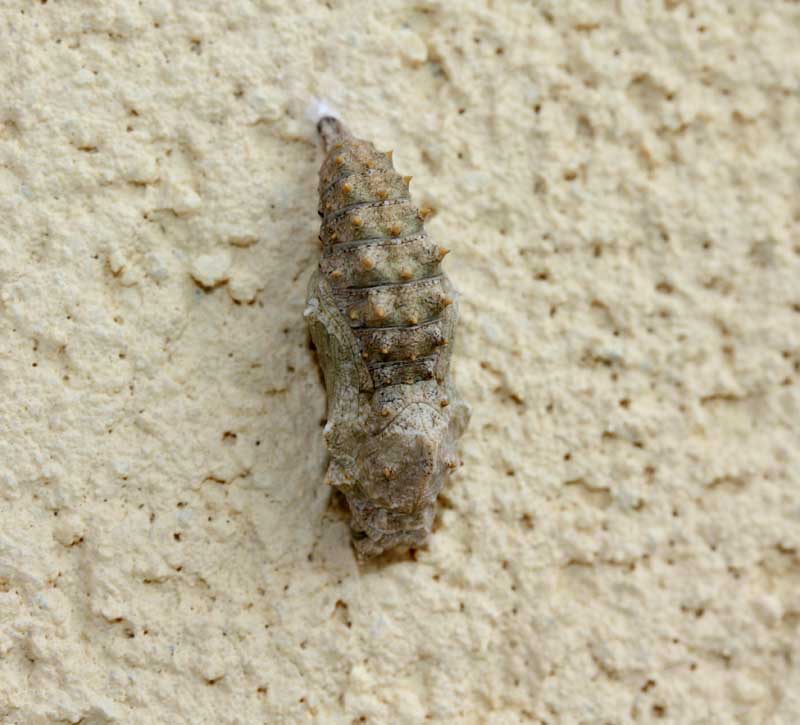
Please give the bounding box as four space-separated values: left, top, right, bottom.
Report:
305 118 469 558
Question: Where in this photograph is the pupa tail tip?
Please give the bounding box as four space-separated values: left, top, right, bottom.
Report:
316 115 341 135
307 98 349 151
317 116 350 152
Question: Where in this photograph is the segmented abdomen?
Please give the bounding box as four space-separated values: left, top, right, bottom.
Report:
317 118 455 389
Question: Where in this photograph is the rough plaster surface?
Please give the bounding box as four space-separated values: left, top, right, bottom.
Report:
1 1 799 723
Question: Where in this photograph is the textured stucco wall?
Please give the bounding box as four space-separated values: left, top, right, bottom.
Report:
1 1 799 723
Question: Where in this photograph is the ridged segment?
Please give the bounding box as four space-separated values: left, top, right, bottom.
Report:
319 171 411 216
317 129 453 389
354 319 448 363
319 140 394 190
333 277 450 330
320 234 442 289
369 357 437 387
320 200 422 247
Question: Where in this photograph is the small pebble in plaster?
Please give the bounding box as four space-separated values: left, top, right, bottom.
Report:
191 251 232 289
228 270 262 303
145 252 170 281
171 184 202 215
397 29 428 65
221 226 259 247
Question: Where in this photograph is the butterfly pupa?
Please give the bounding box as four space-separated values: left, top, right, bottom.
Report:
304 116 469 559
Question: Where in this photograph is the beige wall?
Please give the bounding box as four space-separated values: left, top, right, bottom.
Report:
1 1 798 722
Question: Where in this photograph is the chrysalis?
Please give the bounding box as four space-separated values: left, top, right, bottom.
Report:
304 117 469 558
